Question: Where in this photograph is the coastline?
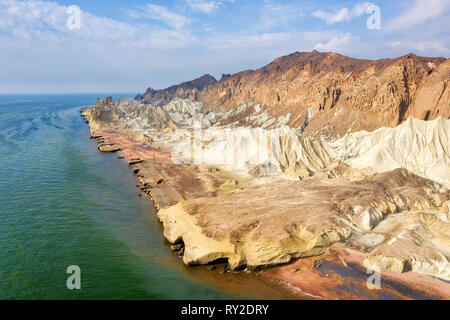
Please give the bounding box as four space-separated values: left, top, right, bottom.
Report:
83 126 306 299
80 109 450 300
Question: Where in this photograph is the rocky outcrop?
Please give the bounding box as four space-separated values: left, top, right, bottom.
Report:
199 52 447 138
96 96 140 108
364 212 450 280
136 74 217 106
411 59 450 121
158 170 449 271
329 117 450 188
135 51 448 138
96 96 112 107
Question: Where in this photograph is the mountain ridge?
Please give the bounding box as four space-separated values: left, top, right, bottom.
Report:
136 50 449 137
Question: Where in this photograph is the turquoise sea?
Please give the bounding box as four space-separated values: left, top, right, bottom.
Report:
0 94 259 300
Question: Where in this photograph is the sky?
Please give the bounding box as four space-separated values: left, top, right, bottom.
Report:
0 0 449 93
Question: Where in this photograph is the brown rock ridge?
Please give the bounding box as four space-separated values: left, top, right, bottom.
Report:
136 74 217 106
410 59 450 121
136 51 448 138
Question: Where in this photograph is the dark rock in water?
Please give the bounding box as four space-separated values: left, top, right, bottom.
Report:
128 159 143 166
170 243 184 251
207 265 217 271
219 264 230 274
247 265 261 272
177 247 185 257
118 156 125 159
133 168 140 174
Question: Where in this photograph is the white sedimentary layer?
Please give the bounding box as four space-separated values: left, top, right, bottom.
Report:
329 117 450 188
199 126 332 177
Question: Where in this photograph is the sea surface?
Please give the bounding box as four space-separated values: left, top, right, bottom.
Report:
0 94 231 299
0 94 300 300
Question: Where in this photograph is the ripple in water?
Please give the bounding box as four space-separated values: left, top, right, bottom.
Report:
0 94 299 300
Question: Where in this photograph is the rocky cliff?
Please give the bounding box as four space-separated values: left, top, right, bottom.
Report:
136 74 217 106
136 51 448 138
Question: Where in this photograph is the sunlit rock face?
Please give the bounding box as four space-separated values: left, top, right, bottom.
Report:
135 51 448 139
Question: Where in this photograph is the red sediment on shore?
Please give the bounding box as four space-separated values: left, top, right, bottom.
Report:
93 130 230 209
264 248 450 300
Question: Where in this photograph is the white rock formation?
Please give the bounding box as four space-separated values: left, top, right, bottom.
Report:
329 117 450 188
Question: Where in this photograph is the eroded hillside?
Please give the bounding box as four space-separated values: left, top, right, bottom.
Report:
137 51 449 138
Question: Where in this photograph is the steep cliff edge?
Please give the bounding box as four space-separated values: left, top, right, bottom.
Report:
411 59 450 120
136 74 217 106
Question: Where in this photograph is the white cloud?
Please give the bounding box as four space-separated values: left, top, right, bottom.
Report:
0 0 447 94
410 41 449 54
257 1 304 30
207 31 337 49
0 0 196 48
209 32 294 49
314 33 357 51
313 8 350 24
0 0 202 93
0 0 67 32
387 0 450 32
312 2 374 24
140 4 191 30
186 0 220 14
389 40 449 55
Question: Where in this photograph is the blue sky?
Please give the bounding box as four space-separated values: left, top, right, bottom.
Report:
0 0 449 93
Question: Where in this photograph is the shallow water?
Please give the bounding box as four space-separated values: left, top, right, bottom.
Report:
0 94 298 300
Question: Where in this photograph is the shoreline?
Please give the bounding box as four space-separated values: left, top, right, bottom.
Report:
85 127 306 299
265 247 450 299
80 111 450 299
